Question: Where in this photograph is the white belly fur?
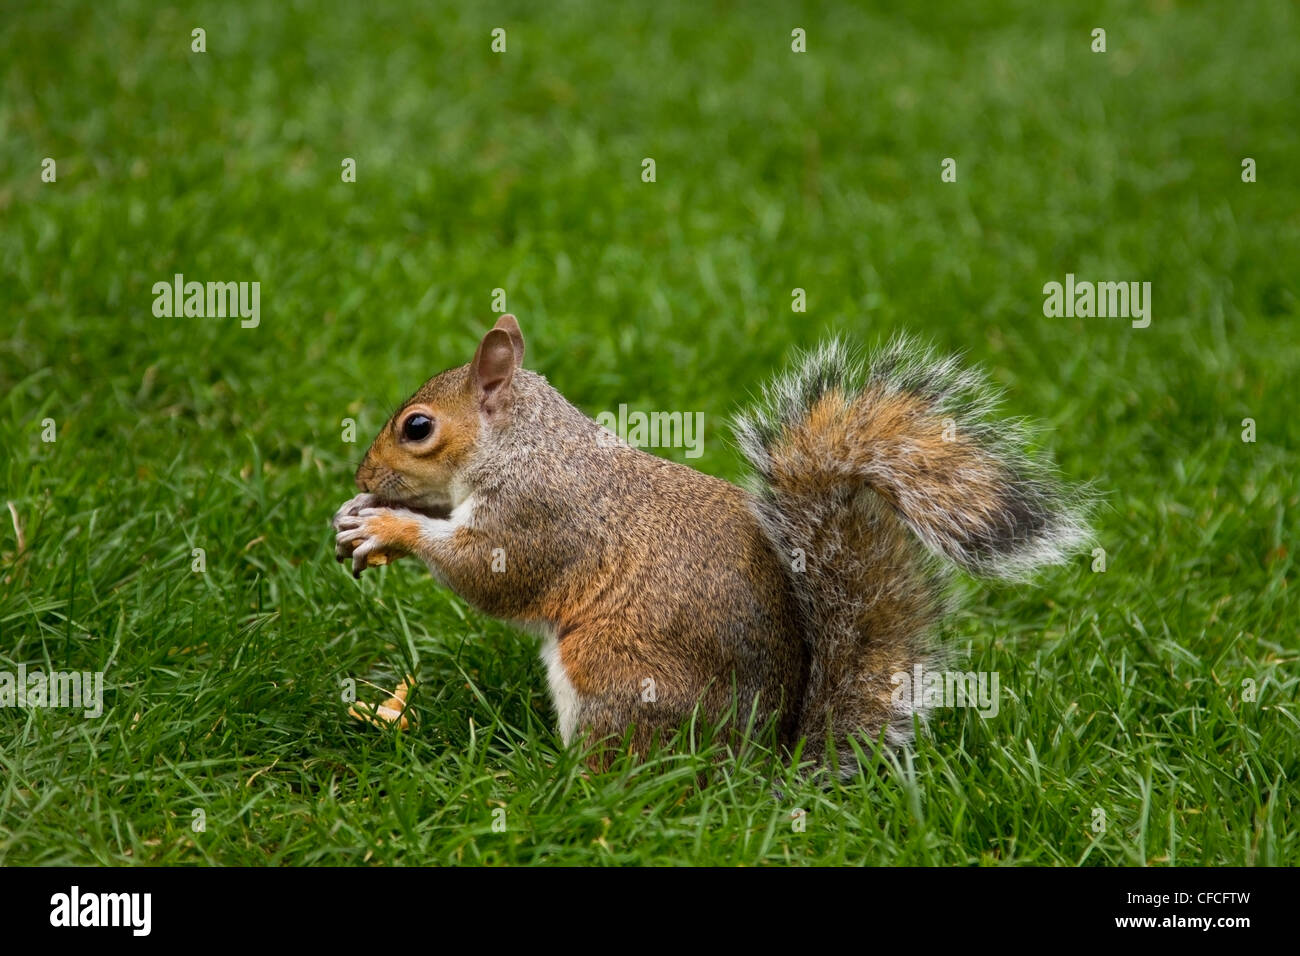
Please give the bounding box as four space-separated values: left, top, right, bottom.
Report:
538 631 580 745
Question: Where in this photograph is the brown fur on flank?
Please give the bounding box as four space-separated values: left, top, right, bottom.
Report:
335 318 1089 776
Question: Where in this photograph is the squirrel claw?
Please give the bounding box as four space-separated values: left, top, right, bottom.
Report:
350 536 386 577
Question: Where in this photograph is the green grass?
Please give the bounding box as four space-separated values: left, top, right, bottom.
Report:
1 0 1296 865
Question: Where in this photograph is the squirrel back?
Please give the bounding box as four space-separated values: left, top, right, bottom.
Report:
336 317 1089 774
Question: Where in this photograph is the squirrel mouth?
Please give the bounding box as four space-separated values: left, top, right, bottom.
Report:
377 498 451 521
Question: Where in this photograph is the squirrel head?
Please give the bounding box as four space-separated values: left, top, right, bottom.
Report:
354 314 525 514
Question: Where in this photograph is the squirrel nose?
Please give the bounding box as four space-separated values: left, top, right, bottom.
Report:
354 462 373 493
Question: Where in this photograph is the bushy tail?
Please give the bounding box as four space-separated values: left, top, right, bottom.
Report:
733 335 1090 771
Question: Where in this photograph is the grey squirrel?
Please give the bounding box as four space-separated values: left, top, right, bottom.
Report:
333 316 1090 774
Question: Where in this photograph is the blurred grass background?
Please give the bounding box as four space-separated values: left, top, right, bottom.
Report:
0 0 1296 864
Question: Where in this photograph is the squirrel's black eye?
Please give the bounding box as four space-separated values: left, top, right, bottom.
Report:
401 414 434 442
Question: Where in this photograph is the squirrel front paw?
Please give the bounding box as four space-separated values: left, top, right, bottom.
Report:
332 492 379 532
334 506 425 579
332 492 379 568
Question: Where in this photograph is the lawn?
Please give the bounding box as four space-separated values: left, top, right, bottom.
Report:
1 0 1296 865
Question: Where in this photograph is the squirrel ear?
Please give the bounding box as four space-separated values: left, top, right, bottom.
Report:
492 314 524 367
471 328 518 416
